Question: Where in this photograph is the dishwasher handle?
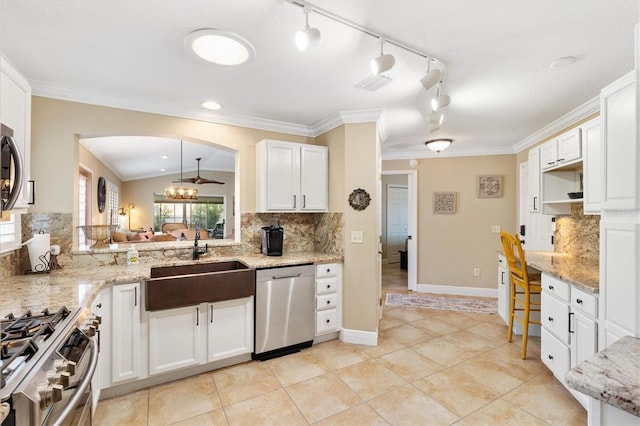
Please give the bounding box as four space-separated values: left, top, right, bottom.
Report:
272 273 302 280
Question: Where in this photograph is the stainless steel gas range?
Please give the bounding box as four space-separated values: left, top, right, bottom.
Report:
0 307 100 426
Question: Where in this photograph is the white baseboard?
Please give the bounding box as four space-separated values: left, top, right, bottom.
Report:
415 284 498 298
340 328 378 346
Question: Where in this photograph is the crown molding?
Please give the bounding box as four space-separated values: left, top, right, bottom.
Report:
512 96 600 153
382 144 515 161
308 109 383 136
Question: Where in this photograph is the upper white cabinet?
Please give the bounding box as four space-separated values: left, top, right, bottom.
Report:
540 128 582 171
256 139 328 212
581 117 602 215
600 71 637 210
0 55 31 209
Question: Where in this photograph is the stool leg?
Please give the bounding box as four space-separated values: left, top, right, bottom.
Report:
507 281 515 343
521 288 530 359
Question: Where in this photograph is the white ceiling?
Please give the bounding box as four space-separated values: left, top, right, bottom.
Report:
1 0 638 171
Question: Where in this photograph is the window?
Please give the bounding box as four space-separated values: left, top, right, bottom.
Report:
107 180 119 226
153 194 225 233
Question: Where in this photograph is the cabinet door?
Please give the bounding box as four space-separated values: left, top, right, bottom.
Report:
148 305 204 375
601 72 637 210
91 288 111 391
497 255 510 324
571 310 597 368
557 127 582 164
528 147 541 212
111 283 141 383
207 297 253 362
265 140 300 211
0 57 31 209
300 145 328 211
582 118 602 214
540 140 558 170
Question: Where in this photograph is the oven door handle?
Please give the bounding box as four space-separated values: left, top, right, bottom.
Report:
53 336 99 426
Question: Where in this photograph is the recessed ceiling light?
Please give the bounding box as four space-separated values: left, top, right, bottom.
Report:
549 56 577 69
186 29 255 65
160 168 166 172
202 101 222 110
161 155 169 159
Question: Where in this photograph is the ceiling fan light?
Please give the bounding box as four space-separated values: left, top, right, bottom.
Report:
370 53 395 75
431 94 451 111
425 138 453 153
420 69 442 91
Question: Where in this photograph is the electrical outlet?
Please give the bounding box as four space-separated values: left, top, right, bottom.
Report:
491 225 501 233
473 268 481 277
351 230 364 244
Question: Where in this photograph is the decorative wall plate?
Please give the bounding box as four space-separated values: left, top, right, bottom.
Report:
348 188 370 211
97 176 106 213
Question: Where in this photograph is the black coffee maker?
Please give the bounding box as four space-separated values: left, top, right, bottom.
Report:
261 224 284 256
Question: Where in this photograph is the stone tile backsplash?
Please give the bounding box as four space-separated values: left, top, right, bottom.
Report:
555 203 600 261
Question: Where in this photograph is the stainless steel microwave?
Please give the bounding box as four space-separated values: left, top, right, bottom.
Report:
1 123 24 214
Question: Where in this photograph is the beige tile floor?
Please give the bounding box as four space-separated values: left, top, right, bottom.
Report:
94 263 586 425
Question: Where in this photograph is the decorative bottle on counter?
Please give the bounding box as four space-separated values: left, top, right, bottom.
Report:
127 245 139 265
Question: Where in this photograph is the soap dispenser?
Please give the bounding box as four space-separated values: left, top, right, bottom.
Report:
127 244 139 265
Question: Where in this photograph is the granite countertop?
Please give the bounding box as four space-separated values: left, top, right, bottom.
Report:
524 251 599 293
565 336 640 417
0 251 342 317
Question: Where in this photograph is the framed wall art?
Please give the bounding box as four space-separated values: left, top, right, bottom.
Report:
477 175 503 198
433 192 457 214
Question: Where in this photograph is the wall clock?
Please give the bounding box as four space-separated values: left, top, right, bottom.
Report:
97 176 106 213
348 188 370 211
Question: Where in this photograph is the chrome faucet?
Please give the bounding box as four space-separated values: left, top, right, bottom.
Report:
192 221 208 260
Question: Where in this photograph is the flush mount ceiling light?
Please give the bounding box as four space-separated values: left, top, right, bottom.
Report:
186 29 255 65
201 101 222 110
370 39 395 75
295 8 322 51
425 138 453 153
549 56 577 69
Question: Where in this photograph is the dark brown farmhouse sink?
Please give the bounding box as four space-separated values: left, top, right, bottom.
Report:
146 260 255 311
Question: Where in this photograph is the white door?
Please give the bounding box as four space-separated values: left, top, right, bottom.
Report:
386 185 408 263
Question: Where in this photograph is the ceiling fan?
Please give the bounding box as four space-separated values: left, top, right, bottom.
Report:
177 157 225 185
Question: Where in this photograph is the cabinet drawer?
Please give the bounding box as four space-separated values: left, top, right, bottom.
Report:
316 263 339 278
316 293 337 311
541 327 570 381
542 274 570 302
316 277 338 295
541 292 570 344
316 309 338 334
571 287 597 317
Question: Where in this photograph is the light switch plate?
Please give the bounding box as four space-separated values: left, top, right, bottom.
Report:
491 225 501 233
351 230 364 244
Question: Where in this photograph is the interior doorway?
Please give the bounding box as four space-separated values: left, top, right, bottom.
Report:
381 170 417 292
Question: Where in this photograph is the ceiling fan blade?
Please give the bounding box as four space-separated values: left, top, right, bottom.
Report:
173 178 197 183
196 178 225 185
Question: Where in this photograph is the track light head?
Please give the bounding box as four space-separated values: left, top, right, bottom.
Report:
371 53 395 75
420 68 442 91
427 111 444 126
431 94 451 111
295 10 321 51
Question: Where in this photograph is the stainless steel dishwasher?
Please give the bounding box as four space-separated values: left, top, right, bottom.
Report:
254 264 315 360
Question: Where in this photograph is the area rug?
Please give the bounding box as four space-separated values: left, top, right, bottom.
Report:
385 293 498 314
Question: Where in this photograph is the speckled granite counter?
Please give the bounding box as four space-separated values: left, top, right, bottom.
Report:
0 251 342 317
525 251 599 293
565 336 640 417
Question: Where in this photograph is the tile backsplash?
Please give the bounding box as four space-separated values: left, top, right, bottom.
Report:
555 203 600 261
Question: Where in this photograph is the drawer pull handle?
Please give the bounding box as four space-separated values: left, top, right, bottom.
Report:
548 354 554 360
576 299 583 304
548 316 554 322
548 285 554 290
326 319 331 324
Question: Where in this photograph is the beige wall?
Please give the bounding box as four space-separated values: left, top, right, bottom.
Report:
78 144 122 226
384 155 517 289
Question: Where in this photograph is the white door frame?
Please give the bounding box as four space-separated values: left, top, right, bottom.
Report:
381 170 417 291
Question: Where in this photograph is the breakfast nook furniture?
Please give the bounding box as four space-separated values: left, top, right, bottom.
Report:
500 231 542 359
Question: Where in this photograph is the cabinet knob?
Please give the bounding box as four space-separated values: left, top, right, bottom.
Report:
326 300 331 304
548 354 554 360
326 268 331 273
548 285 554 290
96 303 102 309
576 298 583 304
326 284 331 289
548 316 554 322
326 319 330 324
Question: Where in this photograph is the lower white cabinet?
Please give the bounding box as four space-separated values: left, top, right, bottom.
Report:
207 297 253 362
148 297 254 376
315 263 342 336
540 273 598 408
112 283 142 383
497 254 510 323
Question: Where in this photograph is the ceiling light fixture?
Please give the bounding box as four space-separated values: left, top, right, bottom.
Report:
420 57 442 91
425 138 453 153
431 80 451 111
201 101 222 110
295 8 322 51
186 29 255 66
371 39 395 75
164 140 199 200
549 56 577 69
427 111 444 126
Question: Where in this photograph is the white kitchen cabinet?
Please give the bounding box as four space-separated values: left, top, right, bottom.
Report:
315 263 342 337
0 212 21 254
148 305 204 375
256 139 328 212
540 128 582 171
207 296 253 362
91 287 111 391
600 71 637 211
111 282 142 383
0 55 31 210
497 254 510 324
581 117 602 215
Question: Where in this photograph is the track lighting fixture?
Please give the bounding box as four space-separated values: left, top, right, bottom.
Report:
295 8 321 51
425 138 453 153
420 58 442 91
431 81 450 111
427 111 444 126
370 39 395 75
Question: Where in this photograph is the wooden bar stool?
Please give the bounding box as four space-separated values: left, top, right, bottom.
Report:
500 231 542 359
